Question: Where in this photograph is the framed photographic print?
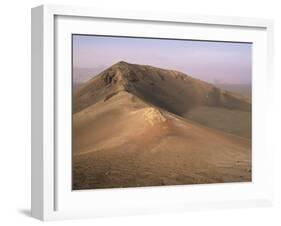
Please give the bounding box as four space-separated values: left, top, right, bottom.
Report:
31 4 274 221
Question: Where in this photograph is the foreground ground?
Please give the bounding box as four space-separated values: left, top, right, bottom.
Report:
73 90 251 189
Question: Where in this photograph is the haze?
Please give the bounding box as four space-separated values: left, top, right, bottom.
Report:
73 35 252 85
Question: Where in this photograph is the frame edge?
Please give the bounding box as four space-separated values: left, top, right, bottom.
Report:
31 5 44 221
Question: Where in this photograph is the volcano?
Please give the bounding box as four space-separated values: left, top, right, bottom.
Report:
73 61 251 190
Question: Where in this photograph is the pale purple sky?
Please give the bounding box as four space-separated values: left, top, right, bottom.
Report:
73 35 252 84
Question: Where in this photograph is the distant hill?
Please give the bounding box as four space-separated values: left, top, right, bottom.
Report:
215 83 251 98
73 66 108 89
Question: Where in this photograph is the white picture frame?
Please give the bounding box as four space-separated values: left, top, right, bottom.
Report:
31 4 274 221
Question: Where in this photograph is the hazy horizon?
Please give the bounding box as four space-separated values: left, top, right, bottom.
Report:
73 35 252 85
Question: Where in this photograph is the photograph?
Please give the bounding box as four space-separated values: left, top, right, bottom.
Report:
72 35 252 190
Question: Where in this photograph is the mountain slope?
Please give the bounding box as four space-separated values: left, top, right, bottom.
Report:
74 61 251 138
74 61 251 113
73 90 251 189
73 61 252 189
